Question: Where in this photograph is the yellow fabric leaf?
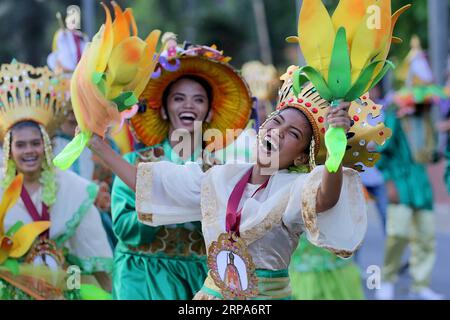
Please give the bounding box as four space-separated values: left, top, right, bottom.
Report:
0 249 9 264
0 174 23 235
298 0 335 77
332 0 376 47
72 48 121 138
95 3 114 73
126 30 161 97
392 37 403 44
371 4 411 82
373 4 411 63
112 2 130 48
105 37 147 100
71 50 89 132
285 36 299 43
350 0 391 82
9 222 51 258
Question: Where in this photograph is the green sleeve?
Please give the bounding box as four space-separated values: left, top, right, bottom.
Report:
376 107 399 180
111 152 161 247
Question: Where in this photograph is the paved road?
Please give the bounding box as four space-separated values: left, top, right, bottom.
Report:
357 202 450 300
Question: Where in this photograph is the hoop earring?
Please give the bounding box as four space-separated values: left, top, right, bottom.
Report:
309 138 316 171
39 125 54 169
2 130 11 177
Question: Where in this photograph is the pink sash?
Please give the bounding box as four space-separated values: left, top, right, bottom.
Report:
226 167 269 236
20 186 50 238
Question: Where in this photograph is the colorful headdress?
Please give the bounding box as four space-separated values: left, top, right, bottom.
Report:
287 0 410 172
0 61 69 141
394 35 448 116
0 62 61 205
53 2 161 170
131 42 252 148
276 66 392 171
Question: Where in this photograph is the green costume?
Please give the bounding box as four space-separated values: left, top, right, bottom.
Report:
111 139 208 300
376 106 434 210
376 105 436 290
289 234 364 300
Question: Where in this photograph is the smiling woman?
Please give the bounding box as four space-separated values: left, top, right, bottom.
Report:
0 61 113 300
10 122 45 182
162 75 213 130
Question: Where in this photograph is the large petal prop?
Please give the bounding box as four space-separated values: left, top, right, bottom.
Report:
53 2 161 170
295 0 409 172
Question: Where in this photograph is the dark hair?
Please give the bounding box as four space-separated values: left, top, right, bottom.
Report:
279 107 314 142
11 120 42 135
161 75 213 120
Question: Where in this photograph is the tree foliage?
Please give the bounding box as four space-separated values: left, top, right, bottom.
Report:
0 0 444 71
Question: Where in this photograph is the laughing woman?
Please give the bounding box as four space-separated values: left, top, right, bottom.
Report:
87 64 389 299
0 62 112 300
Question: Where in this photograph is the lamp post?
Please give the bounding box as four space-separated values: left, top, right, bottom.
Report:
295 0 305 66
252 0 273 65
428 0 449 86
82 0 96 39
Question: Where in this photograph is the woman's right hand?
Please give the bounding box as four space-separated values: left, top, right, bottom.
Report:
88 133 109 154
83 130 138 192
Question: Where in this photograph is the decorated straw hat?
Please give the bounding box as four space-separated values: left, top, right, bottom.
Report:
0 61 70 141
276 66 392 171
131 41 252 148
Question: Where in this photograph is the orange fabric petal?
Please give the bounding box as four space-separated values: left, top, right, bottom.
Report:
111 1 130 47
73 49 121 137
124 8 137 37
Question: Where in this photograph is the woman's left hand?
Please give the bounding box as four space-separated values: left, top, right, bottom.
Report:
326 102 352 133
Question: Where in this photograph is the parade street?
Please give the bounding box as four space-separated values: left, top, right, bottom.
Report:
360 161 450 300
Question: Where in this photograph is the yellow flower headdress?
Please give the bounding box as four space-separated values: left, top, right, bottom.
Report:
276 66 392 171
286 0 410 172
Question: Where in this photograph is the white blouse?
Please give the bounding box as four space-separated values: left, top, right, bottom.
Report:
136 162 367 270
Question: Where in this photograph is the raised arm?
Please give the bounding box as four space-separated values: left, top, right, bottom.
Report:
88 134 137 192
315 102 352 213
